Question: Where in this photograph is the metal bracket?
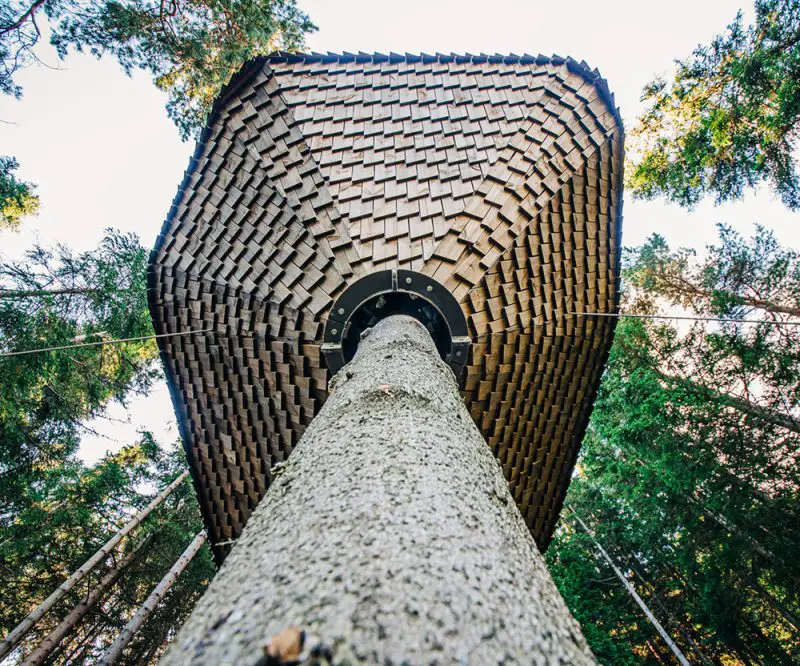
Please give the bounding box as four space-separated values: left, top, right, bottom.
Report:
322 269 470 384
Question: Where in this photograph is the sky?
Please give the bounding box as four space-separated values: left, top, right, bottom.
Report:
0 0 797 464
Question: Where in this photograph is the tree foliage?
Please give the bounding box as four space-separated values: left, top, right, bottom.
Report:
627 0 800 209
0 229 159 499
1 0 315 138
0 156 39 230
0 229 213 663
0 435 214 665
549 226 800 664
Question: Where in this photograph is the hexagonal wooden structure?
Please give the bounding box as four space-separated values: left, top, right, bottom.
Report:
148 52 624 563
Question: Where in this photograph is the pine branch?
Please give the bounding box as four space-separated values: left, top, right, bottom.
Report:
0 0 46 37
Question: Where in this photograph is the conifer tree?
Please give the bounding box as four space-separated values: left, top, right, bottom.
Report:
628 0 800 209
0 229 159 497
549 226 800 664
0 231 215 663
1 437 214 665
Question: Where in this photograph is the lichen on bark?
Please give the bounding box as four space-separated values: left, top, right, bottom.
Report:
160 315 595 665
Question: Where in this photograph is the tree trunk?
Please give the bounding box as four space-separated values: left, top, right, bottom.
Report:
55 616 104 666
0 470 188 660
656 369 800 434
21 539 147 666
160 315 595 665
0 288 104 299
569 510 690 666
625 558 716 666
624 450 798 585
101 531 207 665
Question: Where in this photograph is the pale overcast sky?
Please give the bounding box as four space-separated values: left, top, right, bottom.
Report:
1 0 797 464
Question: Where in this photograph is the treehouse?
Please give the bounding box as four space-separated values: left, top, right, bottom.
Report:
148 52 624 564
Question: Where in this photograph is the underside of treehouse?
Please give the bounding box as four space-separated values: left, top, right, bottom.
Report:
148 52 624 564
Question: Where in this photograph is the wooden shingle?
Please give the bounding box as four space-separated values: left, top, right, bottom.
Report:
149 52 624 564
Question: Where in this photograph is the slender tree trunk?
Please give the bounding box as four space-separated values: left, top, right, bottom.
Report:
645 639 672 665
569 510 691 666
101 531 207 665
56 617 103 666
686 494 800 584
626 560 716 666
160 315 595 665
656 369 800 434
659 275 800 319
625 451 799 585
21 539 147 666
0 470 188 660
744 575 800 632
0 287 99 299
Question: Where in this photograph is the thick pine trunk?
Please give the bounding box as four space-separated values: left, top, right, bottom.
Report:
160 315 595 665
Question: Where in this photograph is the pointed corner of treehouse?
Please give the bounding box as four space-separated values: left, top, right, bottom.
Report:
146 52 624 565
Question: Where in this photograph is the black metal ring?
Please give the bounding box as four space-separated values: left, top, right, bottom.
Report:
322 269 470 383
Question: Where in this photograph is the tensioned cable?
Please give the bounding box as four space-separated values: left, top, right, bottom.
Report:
569 311 800 327
469 310 800 342
0 328 215 358
4 311 798 358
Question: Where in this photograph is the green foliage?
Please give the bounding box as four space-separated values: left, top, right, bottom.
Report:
0 156 39 230
625 225 800 415
549 226 800 664
1 0 315 138
628 0 800 209
0 229 159 509
0 229 213 663
547 520 653 665
0 434 214 665
627 224 800 318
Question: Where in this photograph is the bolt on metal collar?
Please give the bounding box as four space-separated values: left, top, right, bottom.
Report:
321 269 470 384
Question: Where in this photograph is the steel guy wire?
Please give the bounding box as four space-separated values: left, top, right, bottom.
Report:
569 312 800 326
3 308 799 359
0 328 215 358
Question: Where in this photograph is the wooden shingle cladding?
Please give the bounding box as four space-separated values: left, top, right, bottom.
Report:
148 52 624 564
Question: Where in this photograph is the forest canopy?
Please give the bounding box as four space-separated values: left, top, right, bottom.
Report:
0 232 214 664
0 0 315 230
0 1 317 660
554 4 800 659
2 0 799 662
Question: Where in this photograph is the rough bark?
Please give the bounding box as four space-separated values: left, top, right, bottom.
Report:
101 531 207 665
160 315 595 666
22 539 147 666
656 369 800 434
0 470 188 660
570 511 690 666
